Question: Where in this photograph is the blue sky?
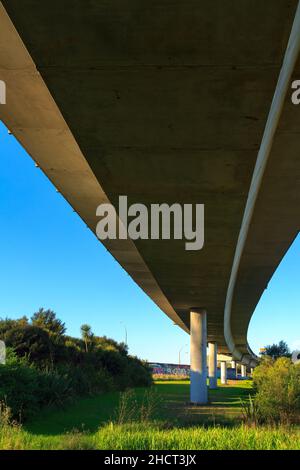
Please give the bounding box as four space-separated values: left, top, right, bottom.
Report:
0 119 299 363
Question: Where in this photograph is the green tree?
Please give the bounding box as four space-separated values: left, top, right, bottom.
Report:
261 340 291 359
80 324 93 353
31 308 66 339
3 325 51 363
0 317 29 337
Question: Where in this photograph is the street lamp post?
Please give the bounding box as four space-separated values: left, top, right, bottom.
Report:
120 322 128 347
179 344 188 365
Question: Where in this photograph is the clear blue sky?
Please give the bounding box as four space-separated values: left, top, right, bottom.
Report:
0 120 299 363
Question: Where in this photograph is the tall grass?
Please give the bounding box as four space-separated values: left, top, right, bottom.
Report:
1 391 300 450
94 423 300 450
1 381 300 450
0 422 300 450
115 388 162 424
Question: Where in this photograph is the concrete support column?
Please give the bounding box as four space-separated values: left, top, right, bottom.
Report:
220 361 227 385
241 364 247 378
231 360 237 379
208 342 218 389
190 309 208 404
250 368 254 376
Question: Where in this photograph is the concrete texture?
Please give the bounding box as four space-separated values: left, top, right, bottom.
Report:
190 309 208 404
241 365 247 378
220 361 227 385
208 342 218 389
1 1 300 361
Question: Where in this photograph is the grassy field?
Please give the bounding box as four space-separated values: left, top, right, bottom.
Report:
1 380 300 450
25 379 252 435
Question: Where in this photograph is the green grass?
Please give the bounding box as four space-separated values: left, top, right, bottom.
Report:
1 422 300 450
25 389 123 435
25 380 252 435
1 380 299 450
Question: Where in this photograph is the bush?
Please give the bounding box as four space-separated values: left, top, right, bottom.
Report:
0 361 40 421
0 348 151 422
124 357 153 388
0 350 72 420
56 363 114 396
98 349 127 376
0 314 152 422
252 357 300 424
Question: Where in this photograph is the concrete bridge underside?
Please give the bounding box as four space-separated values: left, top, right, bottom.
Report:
1 1 300 371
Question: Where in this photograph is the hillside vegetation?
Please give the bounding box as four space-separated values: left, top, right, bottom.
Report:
0 309 151 421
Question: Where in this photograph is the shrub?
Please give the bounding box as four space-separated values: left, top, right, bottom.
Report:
56 363 114 396
0 350 73 420
252 357 300 424
0 314 152 422
124 357 153 388
0 350 151 422
98 349 127 376
0 361 40 420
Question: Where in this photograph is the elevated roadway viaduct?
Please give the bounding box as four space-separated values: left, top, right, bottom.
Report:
1 1 300 402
